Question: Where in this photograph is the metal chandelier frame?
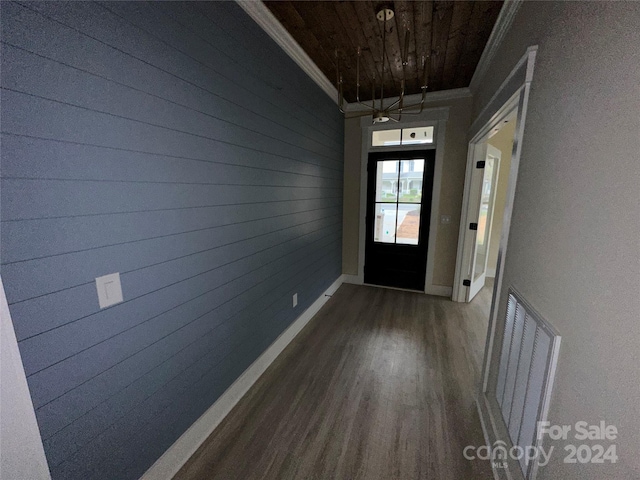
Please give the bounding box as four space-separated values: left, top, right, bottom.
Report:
336 5 434 123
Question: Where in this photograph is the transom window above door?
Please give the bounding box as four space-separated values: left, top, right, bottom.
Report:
371 126 434 147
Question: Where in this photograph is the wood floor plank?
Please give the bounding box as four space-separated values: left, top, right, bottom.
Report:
174 283 495 479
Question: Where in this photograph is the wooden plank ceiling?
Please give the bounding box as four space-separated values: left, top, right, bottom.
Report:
264 1 503 103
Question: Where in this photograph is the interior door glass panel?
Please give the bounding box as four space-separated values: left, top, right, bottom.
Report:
375 160 399 202
374 203 397 243
374 158 425 245
473 157 496 280
398 159 424 203
396 204 421 245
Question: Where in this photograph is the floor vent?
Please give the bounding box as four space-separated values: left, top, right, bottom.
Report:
495 288 561 479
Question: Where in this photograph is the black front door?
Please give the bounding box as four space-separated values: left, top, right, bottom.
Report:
364 150 435 291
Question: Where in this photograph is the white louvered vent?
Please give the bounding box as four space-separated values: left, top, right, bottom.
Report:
495 289 561 479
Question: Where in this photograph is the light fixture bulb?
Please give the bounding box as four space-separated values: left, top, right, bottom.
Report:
373 113 390 123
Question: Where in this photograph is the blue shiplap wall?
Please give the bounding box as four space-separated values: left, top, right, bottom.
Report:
0 1 343 478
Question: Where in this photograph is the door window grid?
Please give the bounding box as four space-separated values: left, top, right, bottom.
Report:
374 159 424 245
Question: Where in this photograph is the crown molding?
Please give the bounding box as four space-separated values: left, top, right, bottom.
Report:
236 0 339 103
238 1 493 111
469 0 524 92
343 88 472 115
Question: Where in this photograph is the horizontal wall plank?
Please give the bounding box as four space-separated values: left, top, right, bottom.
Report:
1 2 341 150
1 89 342 179
38 238 340 461
1 44 341 163
49 256 340 479
2 195 341 265
160 2 338 127
2 175 341 220
98 1 342 148
0 134 341 185
1 1 344 477
20 216 341 378
5 206 341 303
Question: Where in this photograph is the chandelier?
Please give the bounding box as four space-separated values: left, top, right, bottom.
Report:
335 6 432 123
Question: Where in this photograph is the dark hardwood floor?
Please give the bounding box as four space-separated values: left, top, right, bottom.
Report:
174 282 495 480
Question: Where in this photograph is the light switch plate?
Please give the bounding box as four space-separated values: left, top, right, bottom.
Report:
96 273 123 309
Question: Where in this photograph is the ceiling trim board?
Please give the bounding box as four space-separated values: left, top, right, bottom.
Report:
343 88 472 114
469 0 524 92
236 0 339 103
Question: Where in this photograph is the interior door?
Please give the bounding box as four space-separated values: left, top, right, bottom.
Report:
364 150 435 291
467 144 501 300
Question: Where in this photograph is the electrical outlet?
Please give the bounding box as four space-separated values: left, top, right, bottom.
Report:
293 293 298 308
440 214 452 225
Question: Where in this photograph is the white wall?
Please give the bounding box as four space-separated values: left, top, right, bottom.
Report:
477 2 640 478
0 276 51 480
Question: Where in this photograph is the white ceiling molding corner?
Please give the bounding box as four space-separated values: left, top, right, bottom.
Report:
469 0 524 93
236 0 339 104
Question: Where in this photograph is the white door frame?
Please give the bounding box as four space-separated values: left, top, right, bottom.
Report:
467 144 502 301
452 46 537 397
452 93 520 304
354 108 451 296
459 46 540 480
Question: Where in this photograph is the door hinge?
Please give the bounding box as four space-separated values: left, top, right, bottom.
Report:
469 222 478 230
463 279 471 287
476 160 486 168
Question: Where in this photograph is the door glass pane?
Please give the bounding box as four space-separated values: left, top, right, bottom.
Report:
396 204 421 245
372 129 401 146
401 126 434 145
398 159 424 203
473 158 496 280
375 160 399 202
374 203 397 243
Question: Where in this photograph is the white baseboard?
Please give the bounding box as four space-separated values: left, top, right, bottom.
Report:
140 274 346 480
476 393 518 480
477 395 501 480
486 267 496 278
424 285 453 297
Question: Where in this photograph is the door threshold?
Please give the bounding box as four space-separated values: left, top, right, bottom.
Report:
363 282 425 294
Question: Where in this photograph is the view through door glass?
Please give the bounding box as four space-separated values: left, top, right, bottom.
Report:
365 151 434 291
473 157 496 280
374 159 424 244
